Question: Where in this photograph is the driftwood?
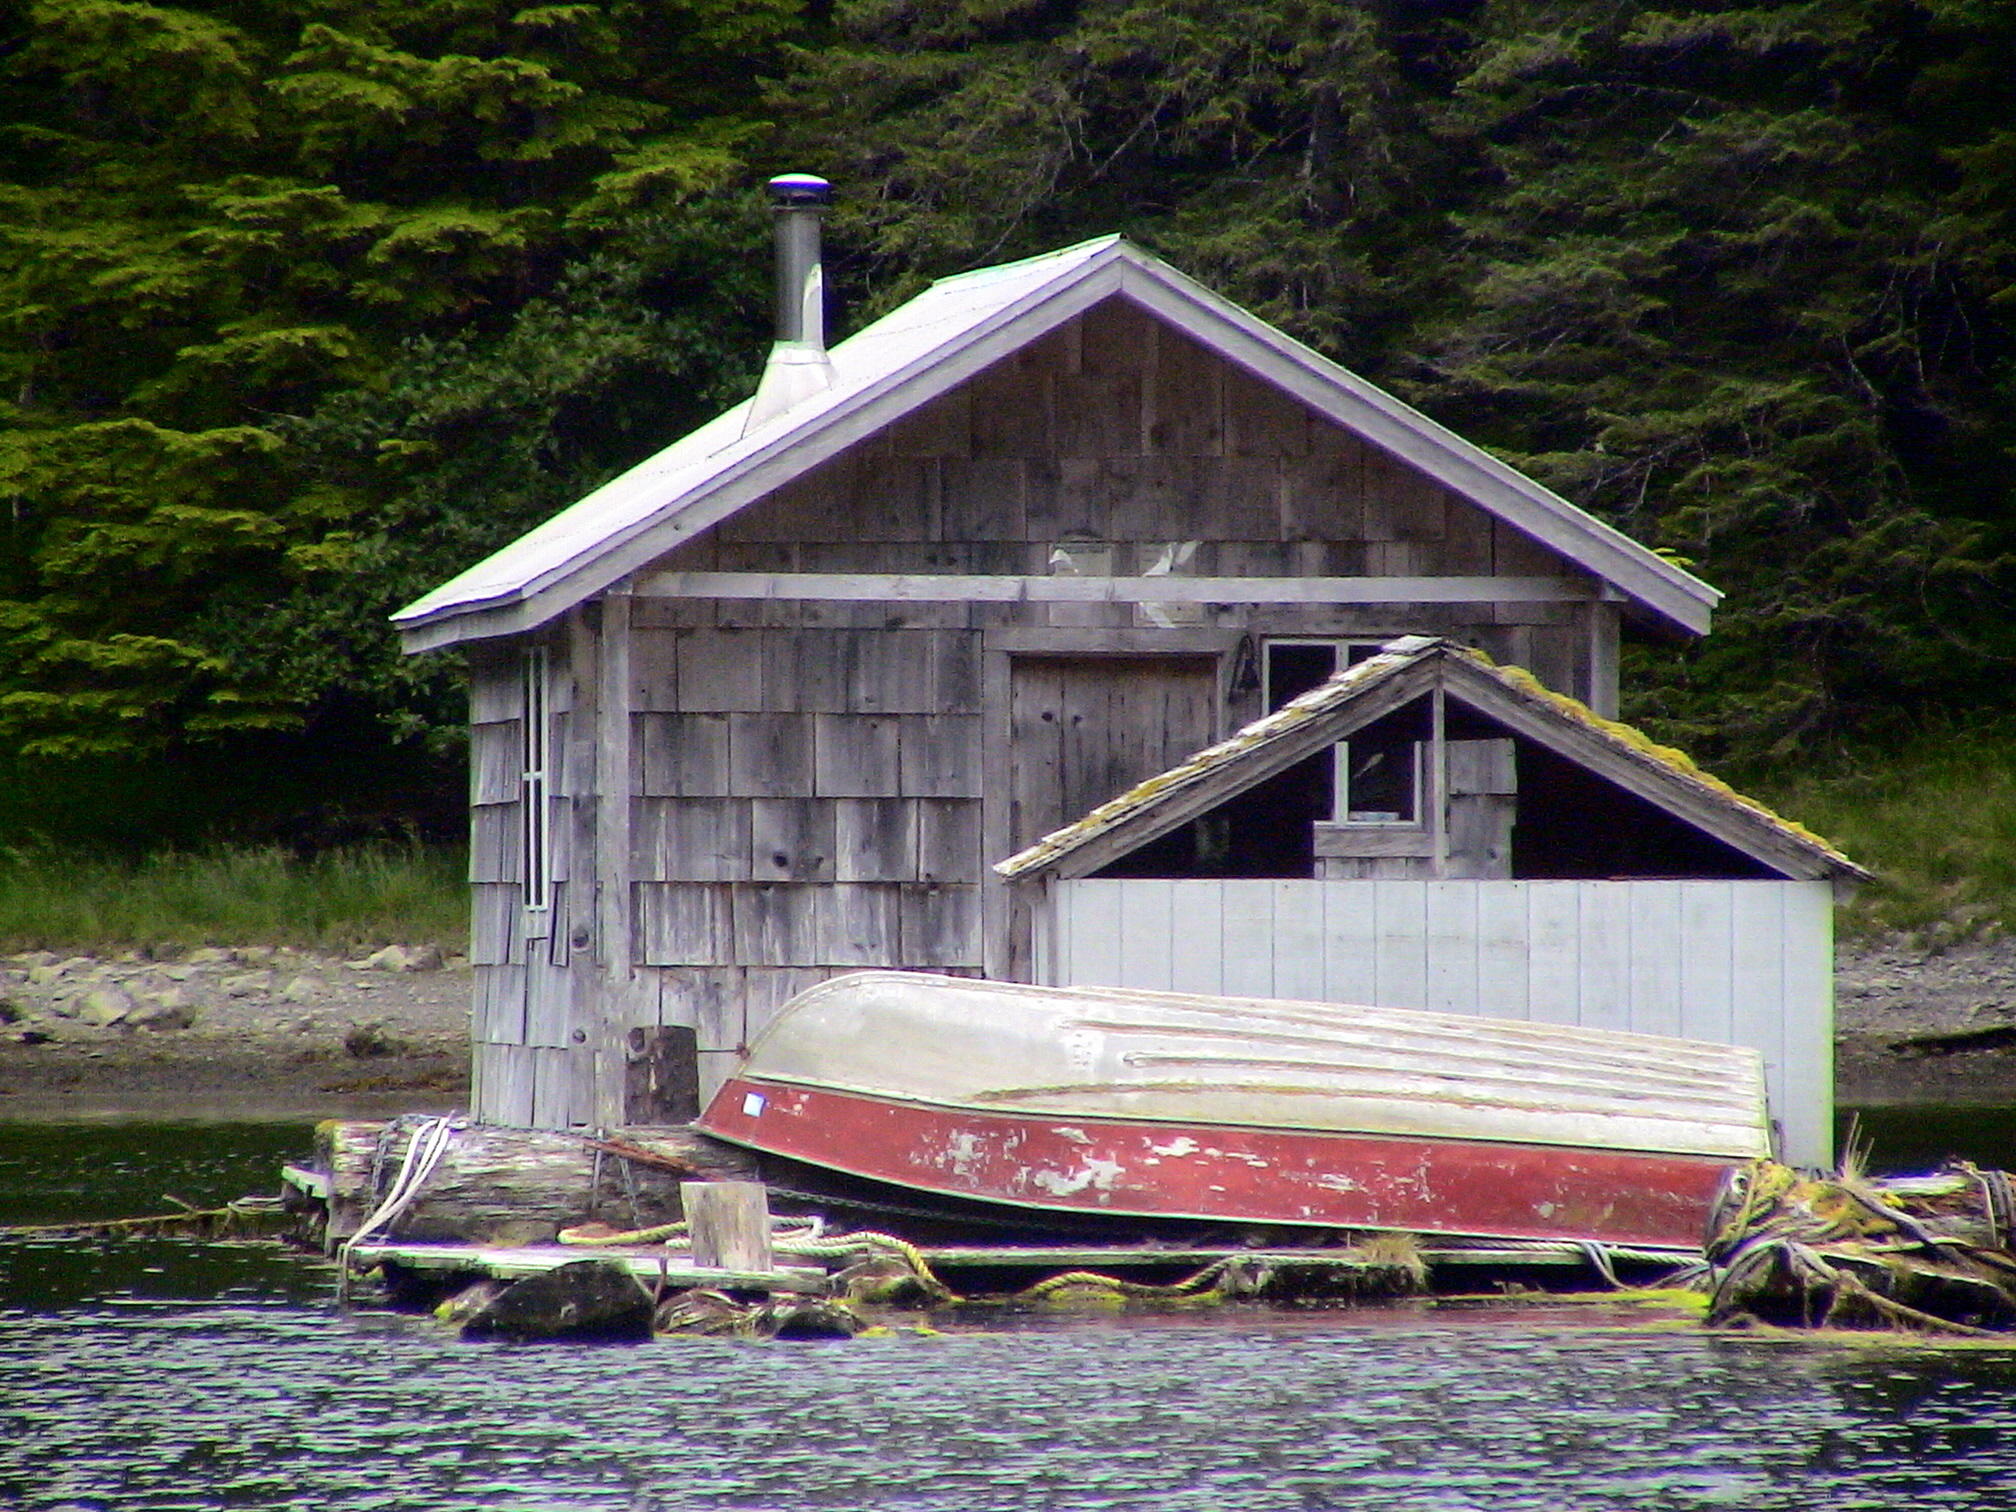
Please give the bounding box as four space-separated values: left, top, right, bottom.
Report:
1704 1160 2016 1334
316 1120 761 1248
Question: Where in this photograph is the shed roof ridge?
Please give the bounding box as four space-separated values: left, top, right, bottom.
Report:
394 235 1719 649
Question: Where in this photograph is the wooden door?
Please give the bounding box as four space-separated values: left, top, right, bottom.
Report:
1007 656 1218 851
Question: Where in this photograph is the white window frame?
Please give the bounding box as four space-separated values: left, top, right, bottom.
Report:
1261 638 1421 827
521 646 552 938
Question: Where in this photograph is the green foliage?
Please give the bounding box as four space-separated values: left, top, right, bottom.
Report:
1748 726 2016 943
0 841 468 951
783 0 2016 765
4 0 2016 862
0 0 801 782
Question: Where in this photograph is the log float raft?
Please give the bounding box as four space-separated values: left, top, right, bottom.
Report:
287 1117 1702 1338
280 1119 2016 1339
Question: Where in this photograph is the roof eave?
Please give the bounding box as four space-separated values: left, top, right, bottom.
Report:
395 246 1136 653
1109 256 1720 636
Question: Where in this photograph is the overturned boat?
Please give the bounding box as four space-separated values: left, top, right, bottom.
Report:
695 972 1771 1249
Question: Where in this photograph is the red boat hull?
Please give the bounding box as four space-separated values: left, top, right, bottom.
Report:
698 1076 1732 1249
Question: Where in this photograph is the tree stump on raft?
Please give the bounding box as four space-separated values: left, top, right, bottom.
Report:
316 1121 762 1248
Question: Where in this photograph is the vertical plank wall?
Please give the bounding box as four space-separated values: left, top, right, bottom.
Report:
1043 878 1835 1167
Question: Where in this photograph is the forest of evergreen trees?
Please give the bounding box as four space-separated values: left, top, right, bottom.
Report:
2 0 2012 843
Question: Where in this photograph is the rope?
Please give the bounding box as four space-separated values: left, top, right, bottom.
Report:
556 1214 828 1247
1577 1240 1622 1289
336 1115 460 1304
1017 1257 1238 1302
775 1229 958 1301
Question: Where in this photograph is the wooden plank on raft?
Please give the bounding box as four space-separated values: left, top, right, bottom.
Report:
350 1243 827 1293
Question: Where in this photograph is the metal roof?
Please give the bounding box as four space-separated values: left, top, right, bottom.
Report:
995 637 1864 885
394 237 1721 652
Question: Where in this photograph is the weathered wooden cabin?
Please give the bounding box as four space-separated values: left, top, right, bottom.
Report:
997 636 1865 1166
395 177 1779 1142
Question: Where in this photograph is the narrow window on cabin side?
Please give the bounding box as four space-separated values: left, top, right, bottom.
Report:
521 646 552 937
1262 640 1419 826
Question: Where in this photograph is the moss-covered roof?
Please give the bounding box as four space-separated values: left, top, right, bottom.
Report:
995 636 1864 882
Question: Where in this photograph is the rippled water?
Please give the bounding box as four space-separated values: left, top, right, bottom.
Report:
6 1120 2016 1510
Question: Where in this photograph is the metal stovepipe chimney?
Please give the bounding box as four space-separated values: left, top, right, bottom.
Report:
743 173 837 433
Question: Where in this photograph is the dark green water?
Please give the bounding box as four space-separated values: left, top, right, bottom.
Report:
6 1118 2016 1511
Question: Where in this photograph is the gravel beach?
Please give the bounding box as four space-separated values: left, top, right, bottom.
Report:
2 935 2013 1122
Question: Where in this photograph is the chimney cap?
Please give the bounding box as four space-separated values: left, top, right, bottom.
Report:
768 173 831 207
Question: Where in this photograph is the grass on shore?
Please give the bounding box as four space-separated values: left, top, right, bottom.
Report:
0 725 2004 955
1750 725 2016 945
0 843 468 956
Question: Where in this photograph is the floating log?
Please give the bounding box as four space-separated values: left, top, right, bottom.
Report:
313 1120 760 1248
654 1290 864 1340
459 1259 655 1343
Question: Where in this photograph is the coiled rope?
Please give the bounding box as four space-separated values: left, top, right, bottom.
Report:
336 1114 460 1304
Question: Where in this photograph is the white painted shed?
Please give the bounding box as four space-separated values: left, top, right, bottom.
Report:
997 638 1867 1167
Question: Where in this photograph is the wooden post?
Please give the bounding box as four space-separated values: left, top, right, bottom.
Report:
682 1180 774 1272
592 584 636 1129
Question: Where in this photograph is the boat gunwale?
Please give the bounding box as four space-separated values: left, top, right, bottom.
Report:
695 1075 1748 1239
713 1069 1771 1161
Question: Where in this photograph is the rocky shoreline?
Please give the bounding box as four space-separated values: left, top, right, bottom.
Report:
3 934 2015 1123
0 944 471 1122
